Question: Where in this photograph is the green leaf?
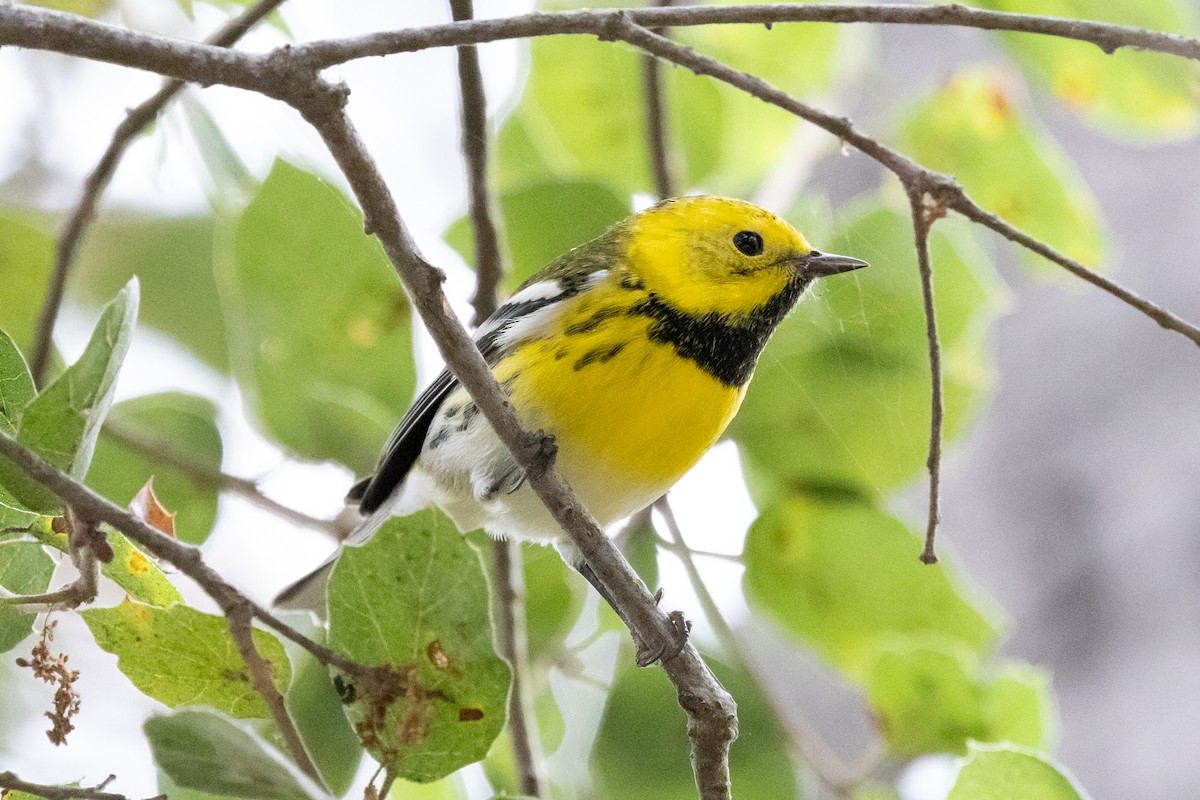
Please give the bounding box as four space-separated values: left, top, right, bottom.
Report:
0 541 55 653
74 214 228 373
0 329 35 436
983 662 1058 751
82 600 292 718
972 0 1200 140
948 743 1092 800
742 497 1003 680
592 656 798 800
222 160 416 473
0 279 139 514
730 204 1005 501
87 392 223 545
522 543 586 663
901 68 1105 269
26 0 117 16
445 179 630 291
0 213 54 356
327 510 510 782
285 650 362 796
145 709 324 800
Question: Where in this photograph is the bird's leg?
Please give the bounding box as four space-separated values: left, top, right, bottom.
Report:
576 562 690 667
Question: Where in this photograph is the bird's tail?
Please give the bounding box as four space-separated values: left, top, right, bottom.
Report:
271 502 396 612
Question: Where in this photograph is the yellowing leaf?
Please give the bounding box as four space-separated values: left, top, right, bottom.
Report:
82 601 290 717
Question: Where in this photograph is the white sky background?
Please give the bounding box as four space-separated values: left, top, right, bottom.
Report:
0 1 774 796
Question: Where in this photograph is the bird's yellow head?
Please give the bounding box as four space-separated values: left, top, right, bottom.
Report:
621 196 866 321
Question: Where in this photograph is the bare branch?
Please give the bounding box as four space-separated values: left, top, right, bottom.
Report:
26 0 289 387
642 0 678 201
101 421 339 536
0 772 161 800
450 0 506 328
223 601 326 789
449 0 541 793
907 191 946 565
291 4 1200 68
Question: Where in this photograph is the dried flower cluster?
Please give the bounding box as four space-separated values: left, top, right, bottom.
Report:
14 620 82 745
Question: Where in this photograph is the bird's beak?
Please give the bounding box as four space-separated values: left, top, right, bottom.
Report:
795 250 869 278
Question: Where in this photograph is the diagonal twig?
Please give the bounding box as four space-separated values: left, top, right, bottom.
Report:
0 772 163 800
642 0 678 201
27 0 290 388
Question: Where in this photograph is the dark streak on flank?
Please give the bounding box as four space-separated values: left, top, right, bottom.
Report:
565 306 626 336
573 342 627 371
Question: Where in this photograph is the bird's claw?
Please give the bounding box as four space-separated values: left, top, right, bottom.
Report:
634 610 692 667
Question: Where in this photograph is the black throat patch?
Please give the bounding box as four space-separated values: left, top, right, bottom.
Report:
631 277 809 387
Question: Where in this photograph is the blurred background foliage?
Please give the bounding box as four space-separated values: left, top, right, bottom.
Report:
2 0 1198 798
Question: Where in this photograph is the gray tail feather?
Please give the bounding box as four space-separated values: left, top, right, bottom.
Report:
272 503 397 612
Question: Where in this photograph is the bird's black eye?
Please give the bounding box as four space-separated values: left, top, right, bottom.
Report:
733 230 764 257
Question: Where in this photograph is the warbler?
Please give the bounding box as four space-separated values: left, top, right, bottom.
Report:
276 195 866 608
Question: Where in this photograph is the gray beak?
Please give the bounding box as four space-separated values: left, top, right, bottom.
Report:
799 250 869 278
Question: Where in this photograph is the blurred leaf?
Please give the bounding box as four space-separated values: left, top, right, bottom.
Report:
180 94 255 201
82 600 292 718
222 160 416 473
523 544 585 663
592 656 797 800
0 541 54 653
446 178 629 291
87 392 223 545
23 0 115 18
0 329 35 436
972 0 1200 140
146 709 324 800
983 662 1057 751
619 509 659 591
285 649 362 796
0 213 53 355
730 204 1005 501
742 497 1002 680
32 521 184 608
863 638 1055 759
75 214 227 372
948 743 1091 800
0 280 139 514
327 510 510 782
901 68 1105 269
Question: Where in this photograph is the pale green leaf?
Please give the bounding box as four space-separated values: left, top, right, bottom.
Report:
0 279 139 514
0 541 54 653
742 497 1003 680
949 744 1092 800
285 650 362 796
222 160 416 472
0 213 53 360
82 601 292 718
327 510 510 782
32 522 183 609
146 709 324 800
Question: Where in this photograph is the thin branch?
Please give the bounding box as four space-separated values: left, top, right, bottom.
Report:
450 0 505 328
908 190 945 565
449 0 541 793
102 421 338 535
642 0 677 201
0 773 162 800
223 601 326 789
0 511 99 611
290 4 1200 69
26 0 290 388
